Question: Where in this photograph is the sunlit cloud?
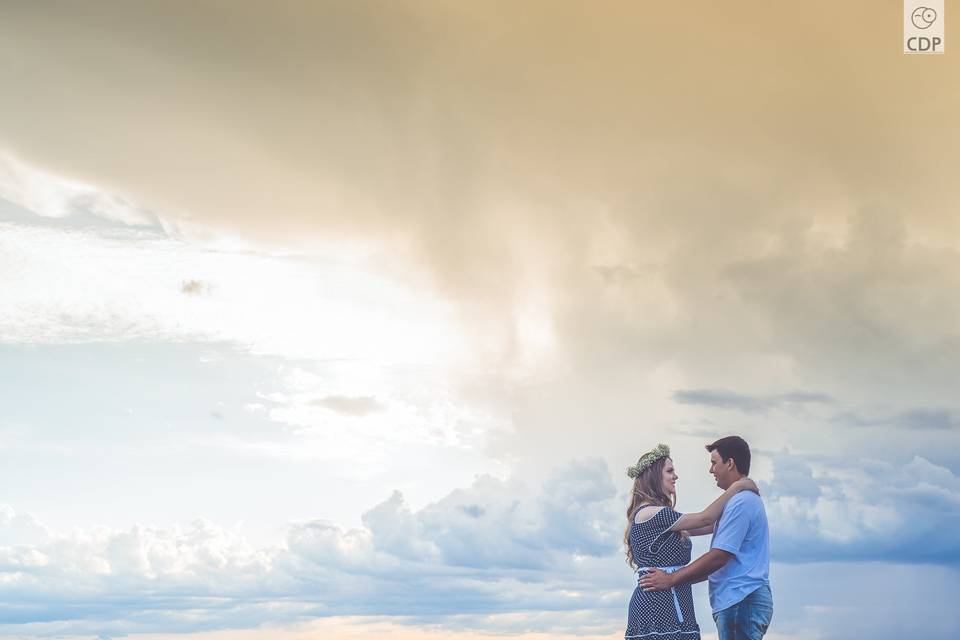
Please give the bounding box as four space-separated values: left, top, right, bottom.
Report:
1 2 959 639
0 218 469 369
0 154 157 228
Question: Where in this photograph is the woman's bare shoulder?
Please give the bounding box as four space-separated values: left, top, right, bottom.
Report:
633 505 667 524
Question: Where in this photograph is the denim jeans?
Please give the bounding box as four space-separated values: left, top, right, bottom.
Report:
712 584 773 640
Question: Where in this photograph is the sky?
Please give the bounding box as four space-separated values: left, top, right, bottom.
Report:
1 1 959 639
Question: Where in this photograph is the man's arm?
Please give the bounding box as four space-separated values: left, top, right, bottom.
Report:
639 548 732 592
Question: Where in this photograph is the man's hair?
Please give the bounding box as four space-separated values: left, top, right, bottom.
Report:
705 436 751 475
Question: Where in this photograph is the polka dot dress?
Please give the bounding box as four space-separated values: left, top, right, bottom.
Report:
625 507 701 640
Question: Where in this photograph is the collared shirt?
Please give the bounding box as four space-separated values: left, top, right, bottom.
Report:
708 490 770 613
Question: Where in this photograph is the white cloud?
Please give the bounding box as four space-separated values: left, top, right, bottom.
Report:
0 506 50 549
260 364 511 455
1 453 956 636
0 461 624 635
0 153 155 226
0 214 518 490
0 220 470 370
765 452 960 562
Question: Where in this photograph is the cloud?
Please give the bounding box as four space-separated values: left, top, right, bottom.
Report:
763 453 822 501
673 389 834 414
0 221 469 368
1 453 957 635
181 279 208 296
413 460 620 569
0 460 624 634
832 406 960 431
4 4 960 467
0 1 957 411
312 395 385 417
765 452 960 563
0 154 159 228
2 5 960 638
768 561 960 640
103 618 627 640
261 365 511 456
0 506 51 549
897 408 960 430
1 3 958 307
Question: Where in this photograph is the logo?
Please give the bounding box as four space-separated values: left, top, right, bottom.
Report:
911 6 937 29
904 0 944 53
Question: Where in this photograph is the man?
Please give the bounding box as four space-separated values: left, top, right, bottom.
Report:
640 436 773 640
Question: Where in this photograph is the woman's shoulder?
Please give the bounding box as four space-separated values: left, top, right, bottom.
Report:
633 505 680 525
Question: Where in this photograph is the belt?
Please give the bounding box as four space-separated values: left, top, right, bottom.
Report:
637 566 685 623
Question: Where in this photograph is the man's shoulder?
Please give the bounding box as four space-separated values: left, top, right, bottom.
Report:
726 487 764 514
732 489 762 504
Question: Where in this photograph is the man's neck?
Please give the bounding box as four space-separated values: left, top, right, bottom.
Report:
721 471 746 490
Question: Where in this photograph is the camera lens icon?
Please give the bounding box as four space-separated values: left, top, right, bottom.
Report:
911 7 937 29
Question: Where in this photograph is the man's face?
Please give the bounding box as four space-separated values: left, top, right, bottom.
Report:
709 450 736 489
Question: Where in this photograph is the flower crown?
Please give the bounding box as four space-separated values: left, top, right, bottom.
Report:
626 443 670 478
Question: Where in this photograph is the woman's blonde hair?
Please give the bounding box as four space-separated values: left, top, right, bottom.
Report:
623 456 675 569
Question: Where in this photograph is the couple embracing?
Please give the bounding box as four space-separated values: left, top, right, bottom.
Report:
624 436 772 640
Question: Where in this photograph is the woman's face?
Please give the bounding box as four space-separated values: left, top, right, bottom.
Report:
661 458 678 496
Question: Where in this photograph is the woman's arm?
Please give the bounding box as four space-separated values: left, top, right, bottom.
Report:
686 524 714 536
669 478 758 532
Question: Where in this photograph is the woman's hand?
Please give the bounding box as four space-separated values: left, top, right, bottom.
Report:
734 477 760 495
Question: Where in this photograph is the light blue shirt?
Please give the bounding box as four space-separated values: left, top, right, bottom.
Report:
708 490 770 613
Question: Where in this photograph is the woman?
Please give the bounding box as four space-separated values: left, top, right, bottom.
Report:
624 443 757 640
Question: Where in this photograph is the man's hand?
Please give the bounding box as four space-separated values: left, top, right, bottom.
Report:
640 549 733 591
639 568 675 592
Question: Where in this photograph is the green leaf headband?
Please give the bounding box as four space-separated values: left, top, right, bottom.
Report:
627 443 670 478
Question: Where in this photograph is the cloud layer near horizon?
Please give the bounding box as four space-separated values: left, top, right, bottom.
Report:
1 453 957 636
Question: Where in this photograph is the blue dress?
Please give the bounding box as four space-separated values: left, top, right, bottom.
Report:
625 507 701 640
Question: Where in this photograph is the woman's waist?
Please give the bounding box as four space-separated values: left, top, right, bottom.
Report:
632 556 691 567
